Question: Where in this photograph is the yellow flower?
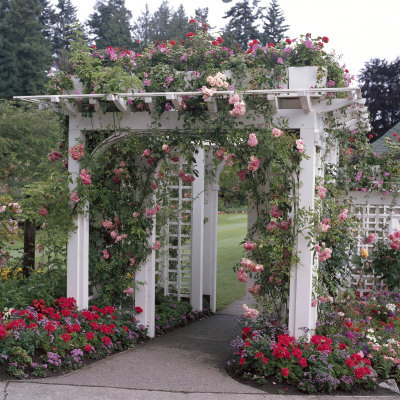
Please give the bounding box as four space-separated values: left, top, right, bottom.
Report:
360 248 369 259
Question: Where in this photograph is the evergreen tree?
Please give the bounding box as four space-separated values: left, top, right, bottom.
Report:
194 7 213 32
359 58 400 137
148 0 172 42
52 0 78 57
133 4 151 47
87 0 134 49
168 4 188 41
38 0 55 41
222 0 259 51
260 0 289 44
2 0 52 96
0 0 17 98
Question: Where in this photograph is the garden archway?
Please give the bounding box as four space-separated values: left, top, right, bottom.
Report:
15 70 367 339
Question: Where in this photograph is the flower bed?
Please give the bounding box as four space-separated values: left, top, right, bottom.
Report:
227 289 400 394
0 296 209 379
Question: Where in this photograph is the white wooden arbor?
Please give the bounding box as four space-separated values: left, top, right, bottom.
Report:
15 69 367 338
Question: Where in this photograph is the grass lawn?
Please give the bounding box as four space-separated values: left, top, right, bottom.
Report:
216 212 247 311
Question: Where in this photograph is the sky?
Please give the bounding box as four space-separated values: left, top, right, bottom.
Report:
62 0 400 80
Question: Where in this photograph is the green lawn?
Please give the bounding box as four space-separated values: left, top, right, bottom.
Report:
216 213 247 311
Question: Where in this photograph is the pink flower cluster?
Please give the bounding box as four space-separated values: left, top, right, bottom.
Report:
242 304 259 319
272 128 284 137
389 231 400 250
69 144 85 161
229 99 246 116
48 149 63 162
296 139 304 153
317 186 328 199
315 243 332 262
80 169 92 185
243 241 257 251
237 267 248 282
240 258 264 272
247 133 258 147
247 284 261 296
178 171 195 183
144 203 161 217
362 233 376 245
248 156 260 172
338 208 349 221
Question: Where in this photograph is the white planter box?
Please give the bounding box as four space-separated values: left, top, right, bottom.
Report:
288 66 327 89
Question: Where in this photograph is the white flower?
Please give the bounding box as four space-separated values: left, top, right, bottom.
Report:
386 303 396 312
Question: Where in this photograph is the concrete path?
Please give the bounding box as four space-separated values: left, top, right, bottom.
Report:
1 298 399 399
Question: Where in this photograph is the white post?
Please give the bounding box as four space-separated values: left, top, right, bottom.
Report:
190 147 205 311
135 220 156 338
289 118 318 338
67 124 89 309
203 156 224 312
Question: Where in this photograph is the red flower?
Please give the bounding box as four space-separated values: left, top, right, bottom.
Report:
86 331 95 340
101 336 112 345
246 49 253 54
255 351 264 359
90 322 99 330
292 347 303 359
242 326 252 339
239 357 246 365
44 322 56 333
136 39 140 43
84 344 93 353
268 42 275 48
61 333 71 342
298 357 307 367
339 342 347 349
92 45 96 49
186 32 195 39
281 367 289 377
189 19 196 23
244 341 251 347
217 37 224 44
369 134 373 138
273 344 291 359
345 358 357 367
262 357 269 364
322 36 329 43
169 40 176 46
212 40 219 46
285 38 291 44
135 306 143 313
72 324 81 332
277 334 294 347
354 366 371 379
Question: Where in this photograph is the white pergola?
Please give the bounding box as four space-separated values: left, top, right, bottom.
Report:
15 68 367 338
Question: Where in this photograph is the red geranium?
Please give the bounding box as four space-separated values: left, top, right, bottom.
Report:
61 333 71 343
298 357 307 367
84 344 94 353
186 32 195 39
285 38 291 44
242 326 252 339
281 367 289 377
169 40 176 46
101 336 111 345
86 331 95 340
217 37 224 44
277 334 294 347
322 36 329 43
189 18 196 23
135 306 143 313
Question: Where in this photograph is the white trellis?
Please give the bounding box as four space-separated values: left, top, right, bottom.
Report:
15 68 367 338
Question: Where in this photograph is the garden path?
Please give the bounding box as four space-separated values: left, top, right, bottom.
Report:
1 298 399 400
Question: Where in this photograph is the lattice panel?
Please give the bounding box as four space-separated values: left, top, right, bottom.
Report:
349 194 400 295
155 162 193 301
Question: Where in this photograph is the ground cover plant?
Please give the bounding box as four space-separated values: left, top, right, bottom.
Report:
0 295 207 379
228 287 400 394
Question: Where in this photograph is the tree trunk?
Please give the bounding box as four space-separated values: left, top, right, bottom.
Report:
23 219 35 277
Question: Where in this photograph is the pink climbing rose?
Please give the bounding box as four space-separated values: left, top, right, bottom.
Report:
270 205 282 219
248 284 261 296
296 139 305 153
102 220 113 229
237 169 248 181
123 287 134 295
229 94 240 104
243 304 259 319
162 144 170 154
248 156 260 172
102 249 110 259
389 231 400 250
142 149 151 157
80 169 91 185
38 206 48 216
69 144 85 161
152 241 161 251
229 101 246 116
363 233 377 245
129 257 136 266
237 267 248 282
272 128 284 137
317 186 328 199
70 191 79 203
338 208 349 221
247 133 258 147
243 241 257 251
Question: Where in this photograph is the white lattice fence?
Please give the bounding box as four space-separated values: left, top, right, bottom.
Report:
349 191 400 295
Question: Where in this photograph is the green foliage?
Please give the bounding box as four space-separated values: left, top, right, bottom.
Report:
260 0 289 44
87 0 134 49
1 0 52 97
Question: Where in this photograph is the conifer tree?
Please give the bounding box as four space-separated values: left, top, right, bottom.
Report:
133 4 152 47
222 0 259 51
148 0 172 42
52 0 78 57
87 0 134 49
1 0 52 96
260 0 289 44
168 4 188 41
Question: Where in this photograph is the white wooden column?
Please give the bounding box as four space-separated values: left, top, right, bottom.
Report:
190 147 205 311
67 122 89 309
203 156 224 312
135 220 156 338
289 115 318 338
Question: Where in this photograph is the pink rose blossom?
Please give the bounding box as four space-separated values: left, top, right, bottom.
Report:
267 221 278 231
243 304 259 319
123 287 134 295
162 144 170 154
102 220 113 229
223 153 236 167
132 212 140 218
247 133 258 147
129 257 136 266
311 299 318 307
237 169 248 181
296 139 304 153
389 231 400 250
272 128 284 137
317 247 332 262
243 241 257 251
110 230 118 239
116 233 127 242
48 149 63 162
152 241 161 251
320 222 330 232
39 206 48 216
363 233 376 245
229 101 246 116
70 191 79 203
270 205 282 219
150 182 158 191
215 148 226 160
338 208 349 221
102 249 110 259
278 220 290 230
142 149 151 157
69 144 85 161
248 284 261 296
237 267 248 282
317 186 328 199
80 169 92 185
248 156 260 172
240 258 256 270
229 94 240 104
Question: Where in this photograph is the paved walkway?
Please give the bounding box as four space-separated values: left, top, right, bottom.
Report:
1 298 399 399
